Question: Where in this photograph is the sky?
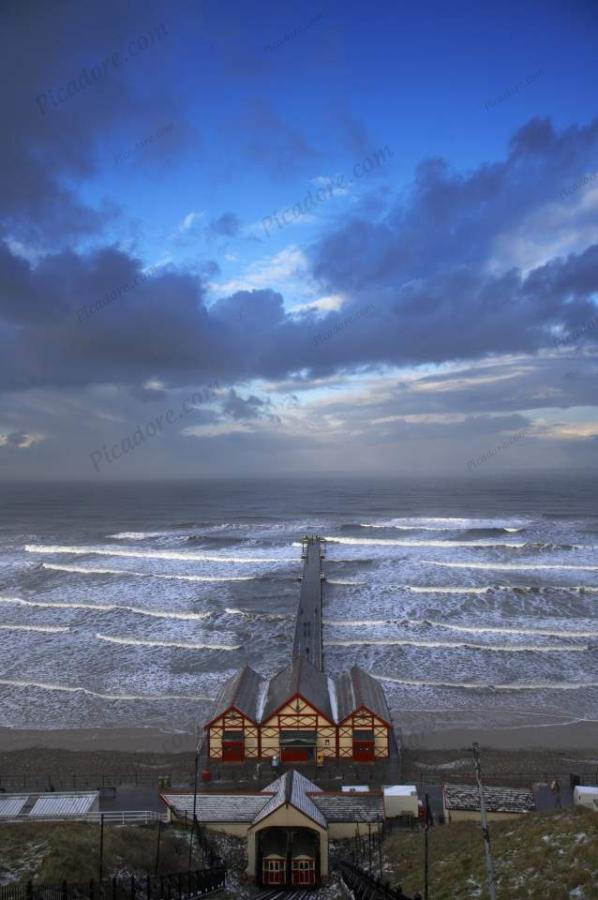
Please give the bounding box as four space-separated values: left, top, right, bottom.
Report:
0 0 597 479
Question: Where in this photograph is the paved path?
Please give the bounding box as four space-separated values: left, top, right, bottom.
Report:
292 537 324 670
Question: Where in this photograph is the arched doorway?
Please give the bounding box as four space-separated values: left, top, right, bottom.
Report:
258 826 320 887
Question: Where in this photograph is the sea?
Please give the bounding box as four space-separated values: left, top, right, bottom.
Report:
1 474 597 743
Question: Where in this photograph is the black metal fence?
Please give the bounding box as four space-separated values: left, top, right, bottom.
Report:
0 773 194 793
337 861 418 900
0 869 225 900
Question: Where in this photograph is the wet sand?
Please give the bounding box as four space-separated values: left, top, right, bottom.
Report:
0 725 596 792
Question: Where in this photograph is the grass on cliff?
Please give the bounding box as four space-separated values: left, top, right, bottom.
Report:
383 805 598 899
0 823 201 885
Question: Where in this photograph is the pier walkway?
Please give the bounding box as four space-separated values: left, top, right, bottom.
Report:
292 536 324 670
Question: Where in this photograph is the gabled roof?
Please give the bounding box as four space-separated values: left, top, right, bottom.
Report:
444 784 535 814
335 666 392 726
262 656 333 722
162 792 271 823
252 770 326 829
205 665 266 726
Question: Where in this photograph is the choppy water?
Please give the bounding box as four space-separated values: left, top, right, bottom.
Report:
1 475 597 739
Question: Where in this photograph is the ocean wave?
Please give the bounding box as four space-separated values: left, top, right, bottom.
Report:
26 544 292 564
107 531 175 540
0 678 211 701
430 560 598 572
41 562 255 582
376 676 598 691
325 616 598 638
325 536 526 548
224 607 291 619
357 517 529 531
96 632 241 651
326 579 368 586
389 585 492 594
326 637 587 651
0 624 70 633
0 595 210 621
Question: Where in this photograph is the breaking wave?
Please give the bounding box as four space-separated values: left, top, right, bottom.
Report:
0 624 70 633
326 638 587 651
326 579 368 586
41 562 255 582
0 595 210 621
0 678 210 701
325 617 598 638
324 536 526 548
376 676 598 691
430 560 598 572
96 633 241 651
26 544 292 564
357 517 528 531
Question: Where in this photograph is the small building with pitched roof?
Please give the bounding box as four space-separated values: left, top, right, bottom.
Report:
162 769 384 887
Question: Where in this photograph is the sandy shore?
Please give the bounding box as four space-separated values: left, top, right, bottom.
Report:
0 725 596 793
0 726 198 753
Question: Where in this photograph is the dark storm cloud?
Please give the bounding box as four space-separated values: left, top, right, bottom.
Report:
0 0 197 246
2 111 598 394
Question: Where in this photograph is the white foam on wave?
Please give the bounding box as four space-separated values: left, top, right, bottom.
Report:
0 624 70 634
325 616 598 639
426 620 598 639
26 544 292 565
325 536 526 548
326 637 587 652
42 563 254 582
430 560 598 572
376 675 598 691
224 607 291 620
359 517 528 531
96 632 241 651
327 579 368 586
0 678 211 701
390 585 491 594
0 596 210 621
108 531 177 540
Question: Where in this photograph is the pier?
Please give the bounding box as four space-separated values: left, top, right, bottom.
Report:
292 536 325 670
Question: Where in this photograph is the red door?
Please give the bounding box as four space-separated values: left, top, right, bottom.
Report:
222 740 244 761
263 858 285 885
281 747 310 763
292 858 315 885
353 739 375 761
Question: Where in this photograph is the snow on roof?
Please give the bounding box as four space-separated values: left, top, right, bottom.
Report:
29 793 98 817
162 792 270 822
327 676 338 722
0 795 28 818
444 784 535 814
341 786 369 793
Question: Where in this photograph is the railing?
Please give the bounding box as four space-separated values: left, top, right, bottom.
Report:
0 811 168 825
337 861 418 900
0 773 194 792
0 868 226 900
